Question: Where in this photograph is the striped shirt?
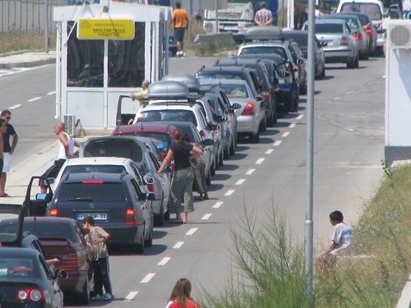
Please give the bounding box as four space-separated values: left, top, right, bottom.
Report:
255 8 272 25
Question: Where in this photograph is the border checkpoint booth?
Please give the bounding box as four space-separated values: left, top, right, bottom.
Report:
53 1 172 131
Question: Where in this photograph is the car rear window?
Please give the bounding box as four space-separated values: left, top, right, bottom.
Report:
284 34 307 47
315 23 344 34
138 110 198 126
62 165 126 177
23 222 73 241
240 46 287 60
85 143 143 163
198 73 246 81
134 132 171 152
340 3 382 20
0 258 37 278
58 183 126 202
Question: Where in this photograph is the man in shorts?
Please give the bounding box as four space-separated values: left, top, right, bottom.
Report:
0 110 18 197
170 1 189 57
0 119 7 197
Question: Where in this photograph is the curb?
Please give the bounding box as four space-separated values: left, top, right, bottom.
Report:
0 58 56 69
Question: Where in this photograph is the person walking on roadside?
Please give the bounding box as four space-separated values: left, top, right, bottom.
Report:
254 2 273 26
0 110 17 197
170 1 189 57
166 278 201 308
157 129 202 224
0 119 7 197
130 79 150 106
82 216 114 301
39 122 79 193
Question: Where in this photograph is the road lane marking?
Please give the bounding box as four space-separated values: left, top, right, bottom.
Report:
235 179 245 185
296 114 304 120
225 190 235 196
158 257 170 266
282 132 290 137
27 97 41 102
289 122 297 128
141 273 155 283
173 241 184 249
265 149 273 154
9 104 21 110
47 91 56 95
202 214 212 220
186 228 198 235
256 158 265 164
213 202 223 208
123 291 138 302
273 140 282 146
246 169 255 175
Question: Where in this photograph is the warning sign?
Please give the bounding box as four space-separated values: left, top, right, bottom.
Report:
77 19 135 40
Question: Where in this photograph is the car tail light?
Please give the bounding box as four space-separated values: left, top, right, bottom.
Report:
61 253 80 268
199 130 206 140
17 288 44 301
125 208 137 225
144 176 155 192
49 208 58 216
354 33 362 41
241 102 255 116
340 37 349 46
365 28 373 38
82 180 103 184
262 90 270 101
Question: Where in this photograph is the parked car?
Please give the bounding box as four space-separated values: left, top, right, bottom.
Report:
282 30 326 80
214 58 277 126
200 79 264 143
302 18 360 68
320 13 370 59
0 247 67 308
48 172 155 254
287 40 308 94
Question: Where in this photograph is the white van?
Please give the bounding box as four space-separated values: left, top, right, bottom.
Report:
337 0 386 52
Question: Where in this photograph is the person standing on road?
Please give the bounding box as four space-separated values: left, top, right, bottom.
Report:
157 129 202 224
39 122 79 193
0 119 7 197
254 2 273 26
82 216 113 301
0 110 17 197
170 1 189 57
166 278 201 308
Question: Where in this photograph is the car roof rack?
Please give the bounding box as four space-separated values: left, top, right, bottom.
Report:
147 80 199 99
244 26 284 42
161 74 200 93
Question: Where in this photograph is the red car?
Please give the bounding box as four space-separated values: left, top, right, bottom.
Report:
112 122 177 161
23 217 91 305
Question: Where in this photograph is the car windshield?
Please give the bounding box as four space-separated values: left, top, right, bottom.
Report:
240 46 287 60
23 222 73 241
58 183 126 202
198 73 245 81
340 3 382 20
218 84 249 98
0 258 37 279
62 165 126 177
315 23 344 33
138 110 198 126
340 17 360 29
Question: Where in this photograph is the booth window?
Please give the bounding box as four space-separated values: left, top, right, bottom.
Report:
67 22 145 88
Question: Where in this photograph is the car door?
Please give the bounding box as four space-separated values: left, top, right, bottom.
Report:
129 178 151 236
38 254 64 307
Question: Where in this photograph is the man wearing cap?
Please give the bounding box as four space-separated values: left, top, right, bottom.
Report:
254 2 273 26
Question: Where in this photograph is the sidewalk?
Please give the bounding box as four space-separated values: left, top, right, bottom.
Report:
0 50 56 69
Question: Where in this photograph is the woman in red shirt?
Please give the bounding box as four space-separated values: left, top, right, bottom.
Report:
166 278 201 308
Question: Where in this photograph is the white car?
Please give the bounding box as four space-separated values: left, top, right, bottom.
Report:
200 79 264 143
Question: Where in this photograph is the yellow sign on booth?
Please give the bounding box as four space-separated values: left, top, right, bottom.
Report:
77 19 135 40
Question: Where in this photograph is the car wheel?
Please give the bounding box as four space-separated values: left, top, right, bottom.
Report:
144 224 153 247
219 149 224 166
322 67 326 78
347 56 355 68
164 206 170 221
291 96 299 112
211 156 216 175
362 50 369 60
250 132 259 143
223 144 230 159
299 83 307 95
154 201 165 227
132 236 145 254
77 280 90 305
354 55 359 68
229 137 235 155
259 116 267 132
266 107 274 127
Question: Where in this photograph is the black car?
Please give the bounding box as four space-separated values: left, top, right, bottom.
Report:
213 58 278 127
0 247 67 308
48 172 155 254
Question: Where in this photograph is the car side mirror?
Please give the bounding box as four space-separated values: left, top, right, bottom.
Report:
219 116 228 122
231 103 241 110
163 166 173 173
256 95 264 103
55 270 69 280
201 139 214 146
208 124 220 131
145 193 156 201
36 193 53 203
297 59 304 65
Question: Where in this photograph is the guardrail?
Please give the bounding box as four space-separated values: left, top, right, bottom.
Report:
192 33 236 50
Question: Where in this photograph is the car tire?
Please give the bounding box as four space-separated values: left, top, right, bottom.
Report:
347 56 355 68
266 107 275 127
77 280 90 305
259 117 267 132
299 83 307 95
219 149 224 166
223 145 230 159
291 96 299 112
362 50 369 60
144 225 153 247
354 55 359 68
164 207 170 221
250 132 259 143
321 67 326 78
154 201 165 227
229 137 235 155
132 237 145 254
211 156 216 175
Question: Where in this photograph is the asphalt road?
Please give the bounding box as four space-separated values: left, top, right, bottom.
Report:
0 56 385 307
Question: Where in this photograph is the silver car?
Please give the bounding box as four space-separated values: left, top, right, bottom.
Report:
200 79 264 143
303 18 359 68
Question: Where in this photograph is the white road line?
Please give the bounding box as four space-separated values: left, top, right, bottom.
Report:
158 257 170 266
186 228 198 235
289 122 297 128
213 201 223 208
296 114 304 120
282 132 290 138
9 104 21 110
173 241 184 249
202 214 212 220
27 97 41 102
273 140 282 146
124 291 138 302
235 179 245 185
225 190 235 196
141 273 155 283
265 149 273 154
47 91 56 96
256 158 265 164
246 169 255 175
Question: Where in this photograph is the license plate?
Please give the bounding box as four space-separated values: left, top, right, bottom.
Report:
327 41 333 46
77 213 107 220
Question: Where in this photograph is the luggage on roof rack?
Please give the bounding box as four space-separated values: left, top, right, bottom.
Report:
244 26 284 42
147 80 197 99
162 74 200 93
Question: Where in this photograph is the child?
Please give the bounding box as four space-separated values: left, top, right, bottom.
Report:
166 278 200 308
